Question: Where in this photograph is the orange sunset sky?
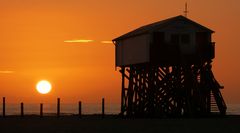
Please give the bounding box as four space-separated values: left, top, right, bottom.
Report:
0 0 239 104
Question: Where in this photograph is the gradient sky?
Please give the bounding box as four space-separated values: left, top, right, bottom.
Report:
0 0 239 105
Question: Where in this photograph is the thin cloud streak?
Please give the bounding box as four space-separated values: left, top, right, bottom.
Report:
64 39 94 43
101 41 113 44
0 70 14 74
64 39 113 44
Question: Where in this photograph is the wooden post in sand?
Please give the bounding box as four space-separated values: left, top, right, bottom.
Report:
57 98 60 117
79 101 82 118
40 103 43 117
3 97 5 117
21 102 24 117
102 98 105 118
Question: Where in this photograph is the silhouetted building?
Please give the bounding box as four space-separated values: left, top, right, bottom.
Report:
113 15 226 117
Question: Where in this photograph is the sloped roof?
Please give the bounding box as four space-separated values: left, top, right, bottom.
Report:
113 15 214 41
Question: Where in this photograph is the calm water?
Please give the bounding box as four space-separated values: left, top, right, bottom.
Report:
0 103 239 115
0 103 120 115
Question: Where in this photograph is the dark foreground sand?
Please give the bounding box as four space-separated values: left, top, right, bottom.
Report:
0 115 239 133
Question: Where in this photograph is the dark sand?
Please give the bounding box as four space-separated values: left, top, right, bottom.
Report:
0 115 239 133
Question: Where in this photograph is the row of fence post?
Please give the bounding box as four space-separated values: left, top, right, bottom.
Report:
1 97 105 118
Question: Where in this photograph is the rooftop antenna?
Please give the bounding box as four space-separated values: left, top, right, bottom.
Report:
184 2 189 17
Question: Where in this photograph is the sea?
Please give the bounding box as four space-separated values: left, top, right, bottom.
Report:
0 103 120 115
0 103 239 116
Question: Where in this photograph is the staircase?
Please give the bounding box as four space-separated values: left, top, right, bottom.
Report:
210 91 219 114
207 70 227 115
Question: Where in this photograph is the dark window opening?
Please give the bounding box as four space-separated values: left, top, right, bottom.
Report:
170 34 180 45
181 34 190 44
153 32 165 45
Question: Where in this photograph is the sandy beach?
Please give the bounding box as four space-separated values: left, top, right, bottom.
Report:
0 115 239 133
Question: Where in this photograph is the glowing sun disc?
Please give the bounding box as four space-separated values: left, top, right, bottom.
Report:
36 80 52 94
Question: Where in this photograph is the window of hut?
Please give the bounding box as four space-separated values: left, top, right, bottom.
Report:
181 34 190 44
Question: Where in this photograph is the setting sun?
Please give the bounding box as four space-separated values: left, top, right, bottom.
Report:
36 80 52 94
